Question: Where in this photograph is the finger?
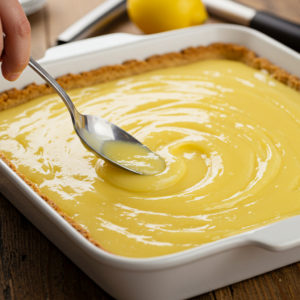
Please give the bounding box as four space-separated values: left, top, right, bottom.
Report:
0 20 3 63
0 0 31 81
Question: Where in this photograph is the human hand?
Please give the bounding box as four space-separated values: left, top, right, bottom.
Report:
0 0 31 81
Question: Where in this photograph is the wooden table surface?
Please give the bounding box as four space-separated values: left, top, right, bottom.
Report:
1 0 300 299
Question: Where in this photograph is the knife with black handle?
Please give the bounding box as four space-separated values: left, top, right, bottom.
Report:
57 0 300 52
203 0 300 52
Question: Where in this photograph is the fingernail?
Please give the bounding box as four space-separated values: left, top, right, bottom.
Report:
8 72 21 81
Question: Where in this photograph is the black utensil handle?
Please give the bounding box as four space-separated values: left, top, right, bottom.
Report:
250 11 300 52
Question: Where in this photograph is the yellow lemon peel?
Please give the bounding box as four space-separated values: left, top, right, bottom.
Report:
127 0 208 34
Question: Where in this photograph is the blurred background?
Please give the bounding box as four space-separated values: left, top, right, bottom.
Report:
27 0 300 60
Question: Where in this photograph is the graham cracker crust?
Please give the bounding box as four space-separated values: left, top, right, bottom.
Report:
0 43 299 251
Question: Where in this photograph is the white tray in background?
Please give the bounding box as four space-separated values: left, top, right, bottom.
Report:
1 25 300 300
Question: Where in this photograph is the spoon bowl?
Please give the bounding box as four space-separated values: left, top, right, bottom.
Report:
74 111 146 172
28 56 163 175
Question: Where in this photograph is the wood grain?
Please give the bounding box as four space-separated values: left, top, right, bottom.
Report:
1 0 300 299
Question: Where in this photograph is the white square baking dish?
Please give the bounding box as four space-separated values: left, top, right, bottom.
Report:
1 24 300 300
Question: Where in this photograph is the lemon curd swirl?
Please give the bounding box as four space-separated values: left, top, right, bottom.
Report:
1 60 300 258
102 140 166 175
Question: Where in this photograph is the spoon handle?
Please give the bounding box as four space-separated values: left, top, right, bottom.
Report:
28 57 76 115
2 32 76 117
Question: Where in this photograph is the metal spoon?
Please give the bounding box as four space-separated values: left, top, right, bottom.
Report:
2 32 163 175
27 57 158 175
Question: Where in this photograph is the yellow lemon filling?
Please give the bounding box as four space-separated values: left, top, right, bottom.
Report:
1 59 300 258
101 140 166 175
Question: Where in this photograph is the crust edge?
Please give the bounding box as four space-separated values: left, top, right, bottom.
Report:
1 43 299 112
0 152 105 250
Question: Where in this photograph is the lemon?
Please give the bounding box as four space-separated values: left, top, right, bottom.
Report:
127 0 208 34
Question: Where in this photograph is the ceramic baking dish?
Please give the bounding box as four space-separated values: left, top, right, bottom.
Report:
1 24 300 300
